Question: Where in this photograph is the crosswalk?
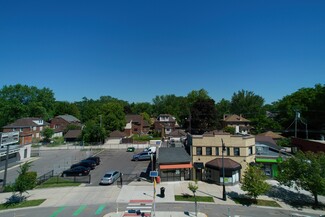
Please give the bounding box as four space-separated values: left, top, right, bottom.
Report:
49 204 108 217
124 199 152 217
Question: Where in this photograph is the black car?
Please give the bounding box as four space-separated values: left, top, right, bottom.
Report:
81 159 97 168
61 166 90 177
71 161 95 170
86 156 100 165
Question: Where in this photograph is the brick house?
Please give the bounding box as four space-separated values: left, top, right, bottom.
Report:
2 117 49 143
50 114 82 137
187 130 255 185
221 114 251 134
124 114 150 136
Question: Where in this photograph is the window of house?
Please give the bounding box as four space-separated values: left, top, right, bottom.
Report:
234 147 240 156
215 147 219 156
249 146 253 155
226 147 230 156
196 147 202 155
206 147 212 155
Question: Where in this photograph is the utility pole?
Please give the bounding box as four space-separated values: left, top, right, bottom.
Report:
294 110 298 138
221 139 227 201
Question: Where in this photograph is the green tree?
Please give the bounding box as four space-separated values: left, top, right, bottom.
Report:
0 84 55 128
101 102 126 133
82 120 106 143
54 101 80 118
241 165 270 200
190 98 219 134
41 127 54 142
277 151 325 205
230 90 265 119
14 162 37 201
188 180 199 217
273 84 325 138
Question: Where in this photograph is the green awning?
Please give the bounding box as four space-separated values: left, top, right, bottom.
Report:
255 158 278 163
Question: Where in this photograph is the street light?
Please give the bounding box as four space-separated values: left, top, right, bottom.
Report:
221 139 227 201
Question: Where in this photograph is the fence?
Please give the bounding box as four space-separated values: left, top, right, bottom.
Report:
60 175 91 184
37 170 54 185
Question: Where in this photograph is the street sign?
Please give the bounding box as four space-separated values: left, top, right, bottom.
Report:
149 171 158 177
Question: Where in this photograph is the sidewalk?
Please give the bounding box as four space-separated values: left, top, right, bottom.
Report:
0 180 324 216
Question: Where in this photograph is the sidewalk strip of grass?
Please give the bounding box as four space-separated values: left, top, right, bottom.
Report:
0 199 46 211
175 195 214 202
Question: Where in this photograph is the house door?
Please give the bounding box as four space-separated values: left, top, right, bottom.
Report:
195 169 202 181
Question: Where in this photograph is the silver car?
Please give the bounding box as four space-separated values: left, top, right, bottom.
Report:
100 170 120 185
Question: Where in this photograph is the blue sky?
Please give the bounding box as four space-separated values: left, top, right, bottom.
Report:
0 1 324 104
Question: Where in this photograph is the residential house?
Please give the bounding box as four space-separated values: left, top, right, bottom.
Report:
221 114 251 134
2 117 49 143
188 130 255 185
168 129 187 142
154 114 178 137
64 130 82 142
255 135 290 177
124 114 150 137
50 114 82 137
257 131 284 141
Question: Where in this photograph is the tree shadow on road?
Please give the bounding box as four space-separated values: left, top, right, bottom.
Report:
266 185 325 210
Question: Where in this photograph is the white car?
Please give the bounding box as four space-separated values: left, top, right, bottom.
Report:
100 170 120 185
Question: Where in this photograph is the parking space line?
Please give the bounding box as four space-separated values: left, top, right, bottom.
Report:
95 205 106 215
49 206 66 217
72 205 87 216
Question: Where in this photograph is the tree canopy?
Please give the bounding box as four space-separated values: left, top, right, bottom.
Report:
277 151 325 205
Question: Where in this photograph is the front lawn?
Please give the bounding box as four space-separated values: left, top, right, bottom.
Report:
0 199 46 211
175 195 214 202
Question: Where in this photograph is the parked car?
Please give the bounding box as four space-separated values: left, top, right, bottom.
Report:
132 151 153 161
86 156 100 165
61 166 90 177
144 146 156 153
81 159 97 168
127 147 135 152
71 161 95 170
100 170 120 185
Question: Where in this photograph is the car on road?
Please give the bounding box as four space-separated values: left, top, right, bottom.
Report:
61 166 90 177
100 170 120 185
86 156 100 165
132 151 153 161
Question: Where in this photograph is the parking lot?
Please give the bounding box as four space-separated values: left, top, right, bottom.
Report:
0 148 151 187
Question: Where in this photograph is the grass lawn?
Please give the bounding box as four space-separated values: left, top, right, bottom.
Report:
0 199 46 211
232 197 281 207
175 195 214 202
36 177 81 189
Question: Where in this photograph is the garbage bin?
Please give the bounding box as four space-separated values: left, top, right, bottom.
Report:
160 187 165 198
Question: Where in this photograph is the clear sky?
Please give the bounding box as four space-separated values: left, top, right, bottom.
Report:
0 1 324 104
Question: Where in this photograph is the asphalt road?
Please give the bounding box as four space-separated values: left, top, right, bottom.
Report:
0 203 320 217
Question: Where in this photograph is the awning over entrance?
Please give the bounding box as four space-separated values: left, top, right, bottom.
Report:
160 163 192 170
193 162 204 170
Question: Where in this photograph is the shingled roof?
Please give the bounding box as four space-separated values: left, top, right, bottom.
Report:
3 117 49 128
223 114 250 122
159 147 191 164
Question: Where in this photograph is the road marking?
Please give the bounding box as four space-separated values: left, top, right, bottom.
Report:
49 206 66 217
72 205 87 216
95 205 106 215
